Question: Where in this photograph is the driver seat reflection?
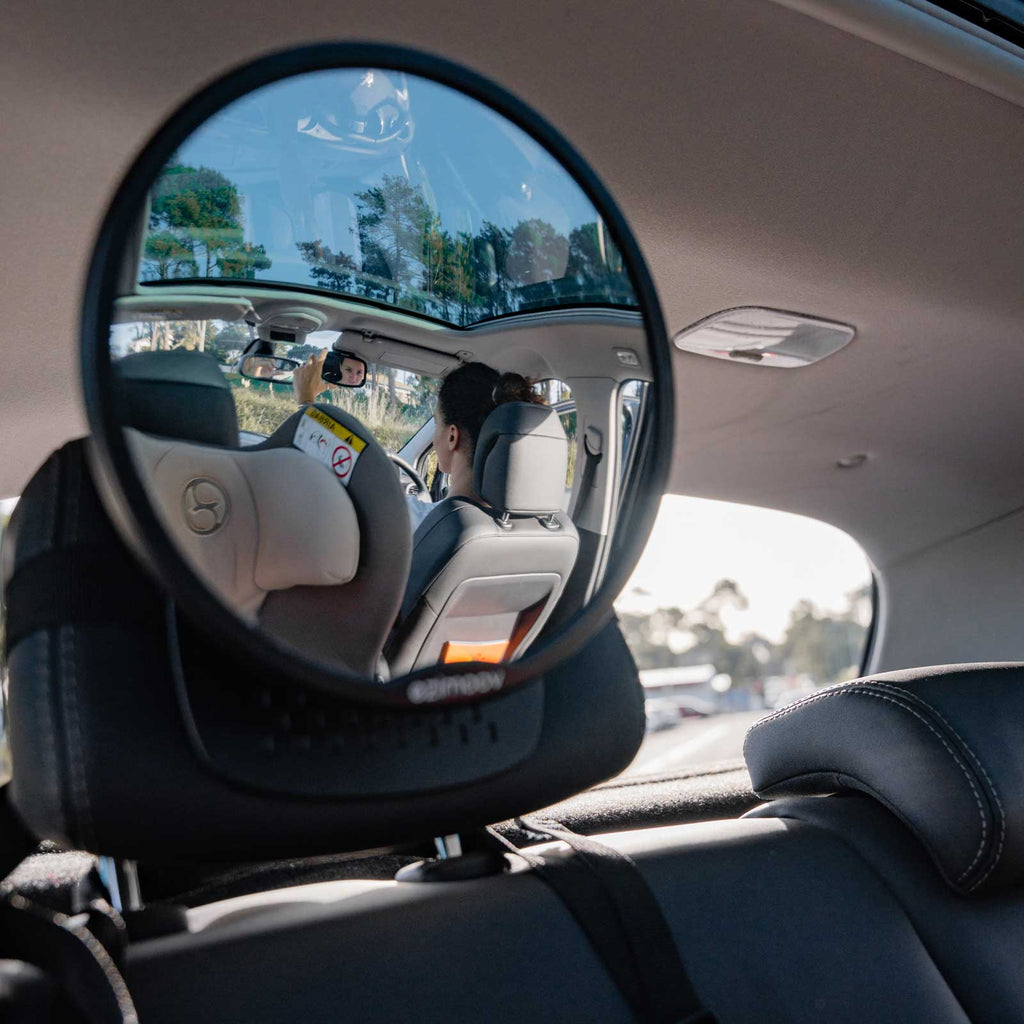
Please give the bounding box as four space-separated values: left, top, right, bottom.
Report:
385 398 579 675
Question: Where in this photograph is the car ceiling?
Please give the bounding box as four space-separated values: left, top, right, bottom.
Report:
4 0 1023 577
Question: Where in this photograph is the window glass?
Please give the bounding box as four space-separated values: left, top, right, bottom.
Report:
619 379 646 484
615 495 872 777
109 319 436 453
0 496 17 786
138 69 636 327
534 380 577 490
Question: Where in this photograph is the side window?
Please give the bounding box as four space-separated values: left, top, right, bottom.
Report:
0 496 18 786
619 379 646 485
615 496 873 778
533 379 577 491
417 377 577 502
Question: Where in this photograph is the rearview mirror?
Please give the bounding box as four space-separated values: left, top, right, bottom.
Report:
239 354 300 384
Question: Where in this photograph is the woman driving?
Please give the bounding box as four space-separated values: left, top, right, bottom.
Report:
416 362 543 528
294 356 543 530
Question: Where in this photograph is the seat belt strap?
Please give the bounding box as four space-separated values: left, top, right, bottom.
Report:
487 816 716 1024
573 427 604 523
0 895 138 1023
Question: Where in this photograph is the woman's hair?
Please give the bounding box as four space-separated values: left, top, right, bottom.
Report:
437 362 545 454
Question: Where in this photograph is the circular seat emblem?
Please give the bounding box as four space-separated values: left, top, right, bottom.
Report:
182 477 230 534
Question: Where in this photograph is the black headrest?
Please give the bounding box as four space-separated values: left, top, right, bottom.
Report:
473 402 567 515
3 439 644 860
744 664 1024 896
115 348 239 447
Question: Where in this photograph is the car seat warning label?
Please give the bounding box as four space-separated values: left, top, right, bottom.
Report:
293 407 367 486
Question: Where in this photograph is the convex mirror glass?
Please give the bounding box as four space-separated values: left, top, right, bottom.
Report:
86 47 672 705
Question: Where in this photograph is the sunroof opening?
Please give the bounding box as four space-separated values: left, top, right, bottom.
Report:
138 68 637 327
928 0 1024 48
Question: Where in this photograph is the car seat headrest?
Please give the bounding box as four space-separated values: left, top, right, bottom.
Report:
744 664 1024 897
473 402 567 516
115 348 239 447
3 440 645 860
124 427 360 624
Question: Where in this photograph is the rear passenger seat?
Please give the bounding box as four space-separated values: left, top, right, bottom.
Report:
127 664 1023 1023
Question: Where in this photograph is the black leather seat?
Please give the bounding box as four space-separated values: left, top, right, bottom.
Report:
123 663 1024 1023
386 401 579 676
8 404 1024 1022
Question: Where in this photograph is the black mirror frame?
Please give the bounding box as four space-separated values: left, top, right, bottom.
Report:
81 42 674 709
323 349 368 389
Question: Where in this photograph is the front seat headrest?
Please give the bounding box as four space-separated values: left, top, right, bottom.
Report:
115 348 239 447
744 664 1024 897
3 439 644 860
473 402 567 516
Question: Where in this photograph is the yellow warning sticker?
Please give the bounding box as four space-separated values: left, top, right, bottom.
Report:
293 407 368 486
302 407 367 452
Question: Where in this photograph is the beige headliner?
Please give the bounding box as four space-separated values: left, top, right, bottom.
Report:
3 0 1023 574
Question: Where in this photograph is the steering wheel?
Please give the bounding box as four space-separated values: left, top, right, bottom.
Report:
388 453 430 496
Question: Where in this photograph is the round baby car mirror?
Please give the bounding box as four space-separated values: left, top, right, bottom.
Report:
82 43 673 708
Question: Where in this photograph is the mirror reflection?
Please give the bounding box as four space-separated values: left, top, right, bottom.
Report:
107 65 654 685
240 353 299 383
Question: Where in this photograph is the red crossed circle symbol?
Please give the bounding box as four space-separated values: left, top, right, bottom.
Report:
332 445 352 478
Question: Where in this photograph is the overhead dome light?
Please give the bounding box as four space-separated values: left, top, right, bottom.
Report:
674 307 855 368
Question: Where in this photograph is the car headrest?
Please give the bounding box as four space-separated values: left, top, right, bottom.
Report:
3 439 645 861
473 402 567 516
744 664 1024 897
245 405 412 675
115 348 239 447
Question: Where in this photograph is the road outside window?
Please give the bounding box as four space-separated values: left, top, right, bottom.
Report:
615 496 872 777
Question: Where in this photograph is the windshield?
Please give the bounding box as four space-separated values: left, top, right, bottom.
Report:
139 68 636 327
111 320 437 452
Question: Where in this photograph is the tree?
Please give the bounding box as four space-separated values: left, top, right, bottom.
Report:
354 174 432 305
206 322 251 365
566 222 606 280
144 164 272 281
296 240 358 292
473 222 514 318
774 601 865 684
217 242 271 279
142 231 197 279
506 218 570 288
617 577 869 699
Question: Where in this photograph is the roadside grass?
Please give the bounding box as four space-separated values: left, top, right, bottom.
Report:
231 383 425 453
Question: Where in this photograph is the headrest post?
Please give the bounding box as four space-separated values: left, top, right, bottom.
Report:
97 857 142 912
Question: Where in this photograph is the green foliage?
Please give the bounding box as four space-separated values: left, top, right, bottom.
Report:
231 380 425 454
206 322 250 364
142 158 635 322
143 231 198 279
143 163 273 281
295 174 634 325
231 387 297 437
619 578 868 693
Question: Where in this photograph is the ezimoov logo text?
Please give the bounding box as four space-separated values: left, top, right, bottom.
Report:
407 671 505 704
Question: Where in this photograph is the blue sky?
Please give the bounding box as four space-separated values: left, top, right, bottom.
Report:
168 68 603 288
